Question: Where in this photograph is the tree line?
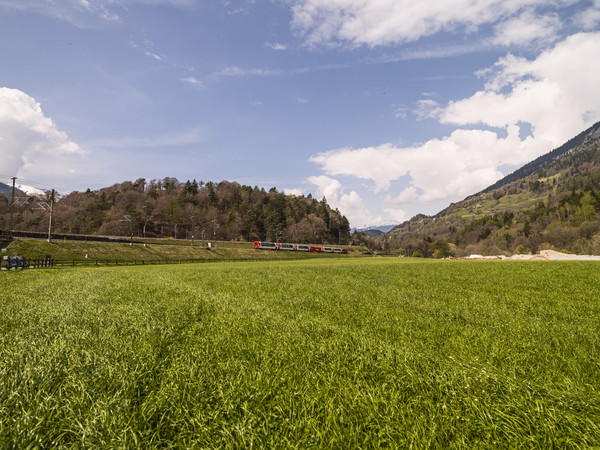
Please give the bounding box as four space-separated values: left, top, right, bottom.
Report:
0 178 351 245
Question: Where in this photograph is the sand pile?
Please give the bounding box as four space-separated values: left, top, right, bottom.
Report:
465 250 600 260
537 250 600 260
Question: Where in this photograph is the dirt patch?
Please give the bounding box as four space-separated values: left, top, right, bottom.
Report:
537 250 600 260
465 250 600 260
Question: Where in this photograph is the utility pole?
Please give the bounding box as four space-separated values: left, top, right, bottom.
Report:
189 214 195 245
142 204 152 238
9 177 16 230
211 217 217 239
121 215 133 244
47 189 55 243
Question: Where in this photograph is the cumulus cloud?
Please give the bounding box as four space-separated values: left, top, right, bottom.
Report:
283 187 304 196
0 87 84 183
307 175 379 226
442 32 600 141
291 0 574 48
310 32 600 219
386 186 419 205
310 144 407 192
383 208 408 224
311 128 530 204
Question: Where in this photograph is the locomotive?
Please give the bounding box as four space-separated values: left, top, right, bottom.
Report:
253 241 348 254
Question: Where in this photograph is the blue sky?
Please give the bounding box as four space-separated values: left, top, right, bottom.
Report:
1 0 600 227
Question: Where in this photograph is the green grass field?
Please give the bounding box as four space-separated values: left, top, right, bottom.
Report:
1 259 599 447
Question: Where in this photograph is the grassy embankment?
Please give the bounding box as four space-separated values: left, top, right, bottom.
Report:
3 238 361 262
1 258 599 447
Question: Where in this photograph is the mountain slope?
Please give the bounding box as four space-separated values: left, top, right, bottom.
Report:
382 122 600 257
477 121 600 196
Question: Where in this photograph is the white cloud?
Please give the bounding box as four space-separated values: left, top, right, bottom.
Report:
310 128 523 204
145 51 162 61
386 186 418 205
574 1 600 30
383 208 407 223
307 175 379 226
392 105 408 119
283 187 303 196
413 99 442 121
291 0 574 48
0 87 84 183
307 175 343 201
310 144 408 192
310 32 600 222
265 42 287 51
442 32 600 141
182 66 281 87
181 76 204 86
492 9 561 47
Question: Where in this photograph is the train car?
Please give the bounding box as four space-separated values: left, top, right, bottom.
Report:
253 241 278 250
279 243 296 251
253 241 348 254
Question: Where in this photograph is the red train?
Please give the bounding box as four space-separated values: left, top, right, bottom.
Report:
253 241 348 254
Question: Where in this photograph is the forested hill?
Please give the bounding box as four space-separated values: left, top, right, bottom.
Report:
379 123 600 257
1 178 351 244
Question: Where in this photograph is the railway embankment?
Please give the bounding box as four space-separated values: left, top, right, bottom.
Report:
2 238 362 267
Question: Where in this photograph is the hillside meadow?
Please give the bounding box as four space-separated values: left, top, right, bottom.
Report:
1 258 599 447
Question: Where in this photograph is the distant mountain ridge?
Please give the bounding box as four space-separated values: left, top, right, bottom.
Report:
0 182 13 195
354 225 397 235
0 182 25 197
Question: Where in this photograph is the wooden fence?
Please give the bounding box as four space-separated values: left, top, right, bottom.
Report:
25 258 228 269
20 256 326 269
